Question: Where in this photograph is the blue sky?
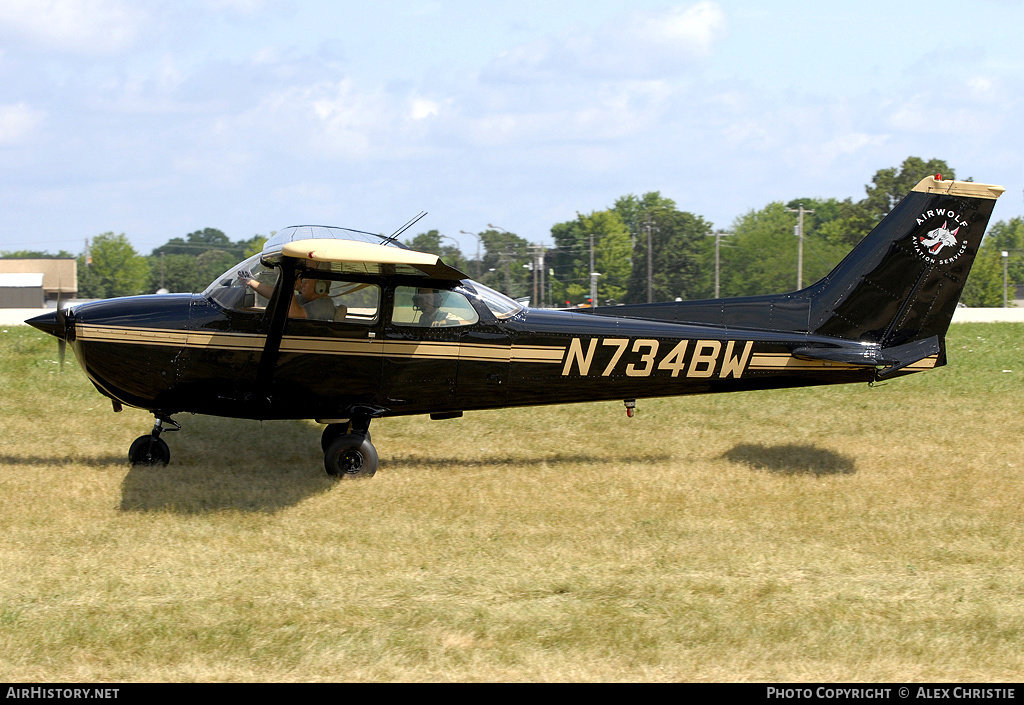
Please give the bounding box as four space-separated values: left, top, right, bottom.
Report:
1 0 1021 259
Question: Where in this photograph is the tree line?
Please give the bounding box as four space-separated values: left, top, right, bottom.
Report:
5 157 1021 306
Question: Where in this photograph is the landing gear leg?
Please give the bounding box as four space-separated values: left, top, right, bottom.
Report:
323 409 378 479
321 422 370 452
128 416 179 467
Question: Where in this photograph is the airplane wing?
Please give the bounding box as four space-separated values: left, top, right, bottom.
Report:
278 238 468 280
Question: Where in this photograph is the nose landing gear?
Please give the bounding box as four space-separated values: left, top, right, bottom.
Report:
128 416 180 467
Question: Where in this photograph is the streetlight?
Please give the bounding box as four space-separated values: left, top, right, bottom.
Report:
1003 250 1009 308
488 223 514 296
459 230 483 280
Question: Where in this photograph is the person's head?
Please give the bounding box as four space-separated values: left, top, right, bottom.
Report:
412 288 441 314
298 277 328 299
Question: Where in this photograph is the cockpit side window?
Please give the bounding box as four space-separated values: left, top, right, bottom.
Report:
392 286 479 328
319 280 380 325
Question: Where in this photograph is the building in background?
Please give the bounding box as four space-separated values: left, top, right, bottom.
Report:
0 259 77 308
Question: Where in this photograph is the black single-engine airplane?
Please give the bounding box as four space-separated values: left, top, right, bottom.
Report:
29 176 1005 478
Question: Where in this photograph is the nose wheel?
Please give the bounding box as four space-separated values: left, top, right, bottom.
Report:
128 416 179 467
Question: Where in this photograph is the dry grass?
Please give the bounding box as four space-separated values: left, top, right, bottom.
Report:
1 323 1022 682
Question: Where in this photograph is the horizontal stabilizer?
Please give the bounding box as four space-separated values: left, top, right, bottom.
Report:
793 335 942 377
874 335 943 378
791 344 881 367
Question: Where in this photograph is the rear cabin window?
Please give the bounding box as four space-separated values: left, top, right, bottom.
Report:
392 286 479 328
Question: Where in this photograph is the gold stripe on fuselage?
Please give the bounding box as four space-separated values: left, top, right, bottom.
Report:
74 324 565 364
748 352 864 371
75 324 939 373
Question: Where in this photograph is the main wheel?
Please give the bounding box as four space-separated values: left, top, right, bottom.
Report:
324 434 378 478
128 435 170 467
321 424 370 452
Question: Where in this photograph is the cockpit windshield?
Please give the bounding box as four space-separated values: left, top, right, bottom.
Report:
202 254 279 312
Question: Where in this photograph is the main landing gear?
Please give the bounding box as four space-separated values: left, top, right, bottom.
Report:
128 416 180 467
321 409 378 479
125 412 381 478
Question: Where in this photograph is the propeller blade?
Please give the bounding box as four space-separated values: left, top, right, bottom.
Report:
55 304 67 370
56 283 66 370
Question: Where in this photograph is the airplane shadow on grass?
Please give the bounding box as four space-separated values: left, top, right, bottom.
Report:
118 417 332 515
116 416 674 515
722 443 857 476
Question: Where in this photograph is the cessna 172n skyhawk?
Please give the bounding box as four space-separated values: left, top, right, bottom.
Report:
29 176 1005 478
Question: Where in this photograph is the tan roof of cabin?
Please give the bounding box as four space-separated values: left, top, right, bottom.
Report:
279 238 467 280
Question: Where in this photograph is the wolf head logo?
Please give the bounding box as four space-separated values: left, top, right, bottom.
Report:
920 221 960 255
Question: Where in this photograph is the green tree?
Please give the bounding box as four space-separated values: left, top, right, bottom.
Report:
985 217 1024 300
242 234 271 259
548 210 631 306
723 202 848 297
79 233 150 298
623 203 711 303
404 230 468 273
150 252 203 293
196 250 237 288
474 228 532 298
861 157 957 221
960 240 1006 307
0 249 75 259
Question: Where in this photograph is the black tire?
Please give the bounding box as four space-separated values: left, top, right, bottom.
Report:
128 435 170 467
324 434 378 478
321 424 370 452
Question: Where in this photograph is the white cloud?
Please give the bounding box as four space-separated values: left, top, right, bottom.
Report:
410 98 440 121
0 102 46 145
223 79 398 162
887 92 999 134
631 1 728 56
484 1 728 82
0 0 148 54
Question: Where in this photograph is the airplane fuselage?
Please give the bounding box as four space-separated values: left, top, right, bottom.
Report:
66 284 888 424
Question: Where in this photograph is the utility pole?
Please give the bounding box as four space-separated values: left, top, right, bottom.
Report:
786 204 814 290
645 216 653 303
705 230 730 298
538 246 546 308
527 244 544 307
589 232 599 308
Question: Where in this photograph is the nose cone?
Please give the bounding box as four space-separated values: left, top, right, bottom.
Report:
26 310 66 338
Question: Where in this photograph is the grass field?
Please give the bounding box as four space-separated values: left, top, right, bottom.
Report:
1 323 1022 682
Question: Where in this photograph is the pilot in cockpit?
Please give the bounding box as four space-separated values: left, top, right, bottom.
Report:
412 288 455 327
240 272 336 320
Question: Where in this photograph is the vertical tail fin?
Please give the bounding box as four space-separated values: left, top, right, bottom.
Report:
806 176 1004 346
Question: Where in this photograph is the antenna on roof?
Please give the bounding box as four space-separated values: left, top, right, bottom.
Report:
383 211 428 245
